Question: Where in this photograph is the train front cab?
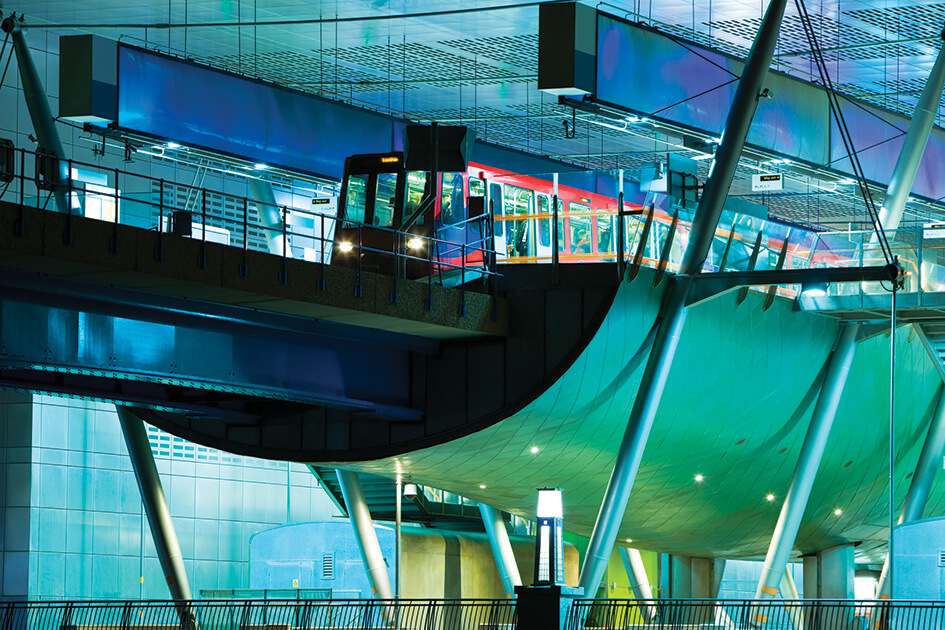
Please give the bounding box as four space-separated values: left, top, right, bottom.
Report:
333 152 489 282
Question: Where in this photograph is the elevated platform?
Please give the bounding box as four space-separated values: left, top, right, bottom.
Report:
0 201 506 340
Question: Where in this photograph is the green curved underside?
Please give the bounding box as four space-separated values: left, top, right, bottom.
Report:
349 267 941 561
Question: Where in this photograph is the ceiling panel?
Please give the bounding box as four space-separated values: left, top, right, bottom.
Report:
7 0 945 228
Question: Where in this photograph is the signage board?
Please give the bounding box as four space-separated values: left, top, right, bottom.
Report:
752 173 783 192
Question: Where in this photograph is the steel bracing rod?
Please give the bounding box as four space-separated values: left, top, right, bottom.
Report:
577 0 789 597
478 503 522 598
0 14 70 214
876 28 945 233
247 176 291 257
115 406 193 602
794 0 891 263
335 469 395 601
874 386 945 598
753 323 860 602
618 548 656 621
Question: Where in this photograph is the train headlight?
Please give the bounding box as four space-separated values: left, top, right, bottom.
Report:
407 237 424 250
338 241 354 253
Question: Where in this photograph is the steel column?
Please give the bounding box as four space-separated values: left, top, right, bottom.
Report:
753 323 859 601
247 177 290 256
335 469 394 601
780 568 805 630
754 29 945 604
1 15 70 214
875 386 945 598
618 547 655 621
115 406 192 601
577 0 788 596
876 30 945 233
478 503 522 598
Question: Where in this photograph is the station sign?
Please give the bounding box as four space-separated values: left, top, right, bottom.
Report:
751 173 783 192
924 223 945 239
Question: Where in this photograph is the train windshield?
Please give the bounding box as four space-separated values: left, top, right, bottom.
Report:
405 171 427 226
345 174 368 226
374 172 397 227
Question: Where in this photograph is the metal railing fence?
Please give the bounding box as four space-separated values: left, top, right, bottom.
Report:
565 598 945 630
0 145 500 291
0 599 516 630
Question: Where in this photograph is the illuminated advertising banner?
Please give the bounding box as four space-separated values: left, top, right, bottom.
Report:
596 14 829 165
593 12 945 201
116 45 580 180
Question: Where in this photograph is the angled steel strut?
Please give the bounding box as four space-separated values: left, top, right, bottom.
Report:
578 0 789 596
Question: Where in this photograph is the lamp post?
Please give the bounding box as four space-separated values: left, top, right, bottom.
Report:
534 488 565 586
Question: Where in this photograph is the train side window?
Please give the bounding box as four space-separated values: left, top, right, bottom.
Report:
537 195 551 247
374 172 397 227
405 171 426 226
505 184 532 258
469 177 485 198
597 215 614 253
490 183 504 238
441 172 464 225
344 174 369 226
569 203 591 253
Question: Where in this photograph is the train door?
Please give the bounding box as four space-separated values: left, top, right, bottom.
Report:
488 181 507 260
504 184 534 260
535 193 553 260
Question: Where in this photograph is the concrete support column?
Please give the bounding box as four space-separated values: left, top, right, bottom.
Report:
478 503 522 598
802 548 855 630
691 557 725 599
115 406 192 602
335 469 394 601
671 555 692 598
819 545 855 600
804 545 855 599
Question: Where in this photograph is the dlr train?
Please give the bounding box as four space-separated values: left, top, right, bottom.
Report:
329 151 840 288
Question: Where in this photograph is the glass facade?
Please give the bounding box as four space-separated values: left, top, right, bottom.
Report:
1 393 341 600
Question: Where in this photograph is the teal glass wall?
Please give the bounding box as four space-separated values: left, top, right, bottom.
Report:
14 394 341 600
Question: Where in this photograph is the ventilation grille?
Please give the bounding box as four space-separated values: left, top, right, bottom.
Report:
322 554 335 580
939 550 945 567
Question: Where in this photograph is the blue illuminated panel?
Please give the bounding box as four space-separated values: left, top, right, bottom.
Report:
118 46 404 180
596 14 829 165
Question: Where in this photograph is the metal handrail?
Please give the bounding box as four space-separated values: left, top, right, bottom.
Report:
0 598 516 630
566 598 945 630
0 145 500 285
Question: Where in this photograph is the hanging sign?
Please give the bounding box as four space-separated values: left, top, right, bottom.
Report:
752 173 783 192
924 223 945 239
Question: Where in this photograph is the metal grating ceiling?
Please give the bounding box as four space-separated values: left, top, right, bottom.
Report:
847 3 945 40
8 0 945 229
